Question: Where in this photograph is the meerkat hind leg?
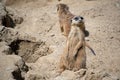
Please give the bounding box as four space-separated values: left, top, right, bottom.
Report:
74 50 86 71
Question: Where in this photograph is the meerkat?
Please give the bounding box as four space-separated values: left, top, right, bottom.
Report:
56 3 86 38
59 16 95 73
56 3 75 37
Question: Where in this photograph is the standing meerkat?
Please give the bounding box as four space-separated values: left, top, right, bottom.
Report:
59 16 95 73
56 3 86 38
56 3 75 37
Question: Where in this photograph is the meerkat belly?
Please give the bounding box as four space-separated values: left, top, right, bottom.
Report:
68 27 83 43
68 27 83 55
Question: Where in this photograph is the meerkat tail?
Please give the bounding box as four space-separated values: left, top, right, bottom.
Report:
85 42 96 55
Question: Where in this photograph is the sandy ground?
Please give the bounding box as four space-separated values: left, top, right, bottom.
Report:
0 0 120 80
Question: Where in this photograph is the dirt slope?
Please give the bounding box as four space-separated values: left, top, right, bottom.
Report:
0 0 120 80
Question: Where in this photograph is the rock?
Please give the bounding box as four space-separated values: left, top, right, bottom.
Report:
0 41 12 55
50 33 55 37
6 7 23 24
0 55 28 80
75 69 87 78
0 4 23 28
18 32 37 42
55 70 76 80
0 25 5 31
0 25 52 63
0 2 6 25
25 71 48 80
0 27 18 44
8 39 53 63
110 36 114 39
1 7 24 28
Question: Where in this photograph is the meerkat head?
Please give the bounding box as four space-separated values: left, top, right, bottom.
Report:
56 3 69 13
71 16 84 27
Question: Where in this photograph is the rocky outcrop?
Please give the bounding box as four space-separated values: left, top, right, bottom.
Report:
0 27 18 44
0 2 23 28
9 39 53 63
0 3 6 25
0 41 12 55
0 55 28 80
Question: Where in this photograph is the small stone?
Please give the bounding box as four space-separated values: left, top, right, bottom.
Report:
110 36 114 39
50 33 55 37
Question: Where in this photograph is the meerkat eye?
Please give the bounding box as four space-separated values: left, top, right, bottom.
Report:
80 17 84 20
70 19 72 22
74 17 79 21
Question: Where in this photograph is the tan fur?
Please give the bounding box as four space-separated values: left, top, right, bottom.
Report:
56 3 74 37
59 16 86 73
